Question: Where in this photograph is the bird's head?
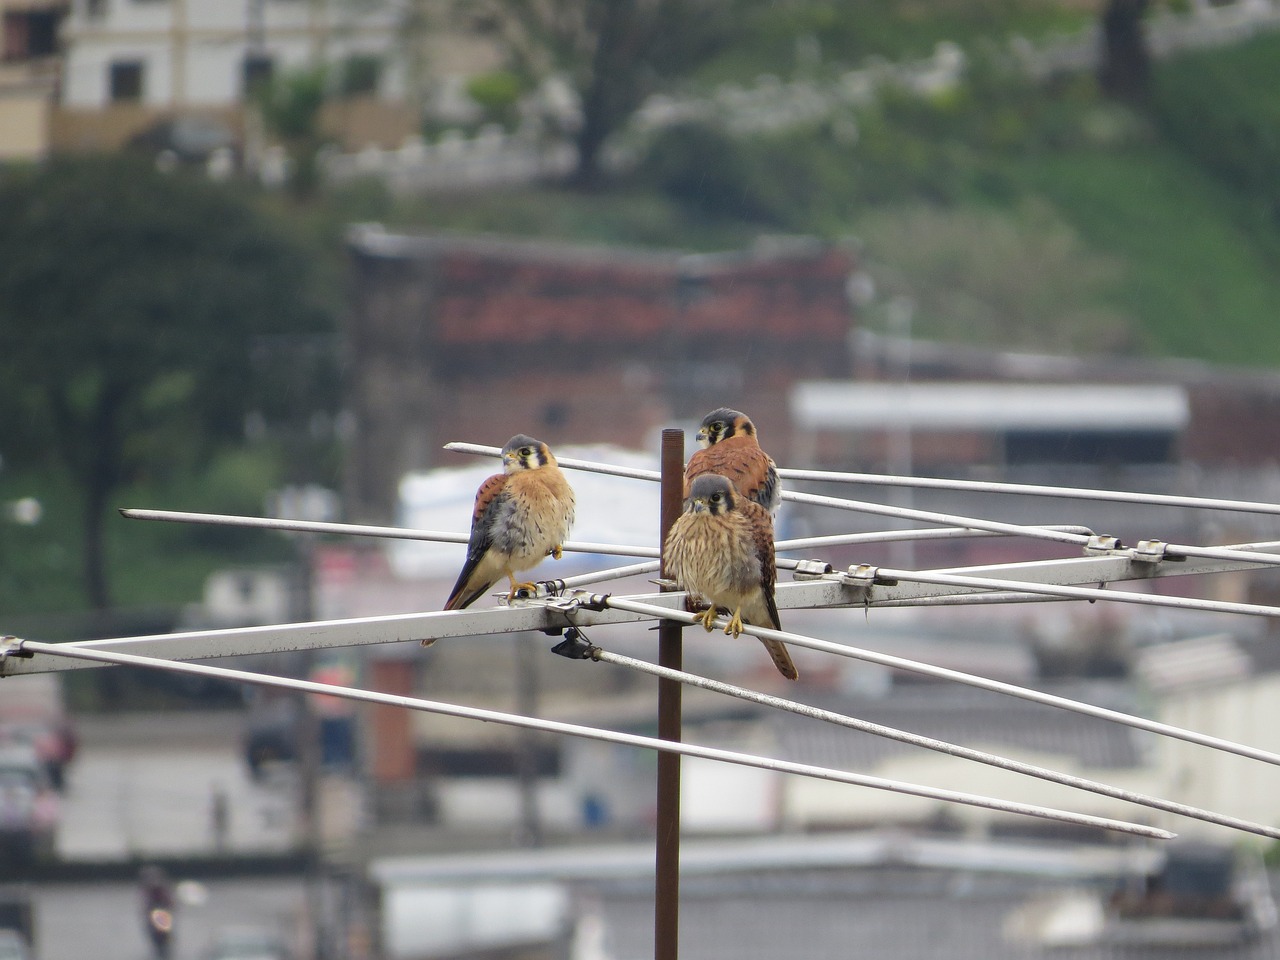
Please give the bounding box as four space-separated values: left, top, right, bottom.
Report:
685 473 736 516
695 408 755 448
501 434 553 472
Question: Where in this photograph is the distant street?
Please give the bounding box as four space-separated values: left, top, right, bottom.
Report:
21 711 312 960
29 878 307 960
56 711 297 860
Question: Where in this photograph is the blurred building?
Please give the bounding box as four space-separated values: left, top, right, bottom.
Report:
0 0 67 159
50 0 412 155
343 225 860 522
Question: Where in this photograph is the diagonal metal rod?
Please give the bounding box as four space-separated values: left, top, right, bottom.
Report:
586 644 1280 840
445 441 1280 520
9 639 1174 840
776 465 1280 520
446 442 1083 547
444 443 1280 568
594 595 1280 768
553 530 1098 591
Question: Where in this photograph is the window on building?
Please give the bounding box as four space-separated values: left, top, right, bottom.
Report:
3 10 61 60
109 60 144 102
242 53 273 98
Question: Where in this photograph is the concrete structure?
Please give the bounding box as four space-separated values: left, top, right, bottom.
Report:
1137 634 1280 844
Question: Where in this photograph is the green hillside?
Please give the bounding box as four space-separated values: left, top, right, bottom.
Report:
352 20 1280 368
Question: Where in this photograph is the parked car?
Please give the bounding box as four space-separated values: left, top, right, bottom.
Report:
0 674 76 790
0 745 59 863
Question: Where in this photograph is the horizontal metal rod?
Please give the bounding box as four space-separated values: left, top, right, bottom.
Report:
880 566 1280 619
595 595 1280 768
11 639 1174 840
778 466 1280 519
776 525 1096 552
122 509 1079 559
588 645 1280 839
120 508 656 558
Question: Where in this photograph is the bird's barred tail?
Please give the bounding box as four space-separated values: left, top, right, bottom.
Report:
760 637 799 681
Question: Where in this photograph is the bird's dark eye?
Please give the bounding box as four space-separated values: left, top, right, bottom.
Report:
712 422 724 432
521 447 532 457
710 493 722 502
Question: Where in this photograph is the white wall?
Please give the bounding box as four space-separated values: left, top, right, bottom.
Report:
61 0 400 107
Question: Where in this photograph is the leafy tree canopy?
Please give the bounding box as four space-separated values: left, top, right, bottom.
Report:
0 154 335 607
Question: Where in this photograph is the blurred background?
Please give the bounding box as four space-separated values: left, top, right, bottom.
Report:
5 0 1280 957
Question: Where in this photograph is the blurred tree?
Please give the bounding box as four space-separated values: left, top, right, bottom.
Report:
1099 0 1150 103
0 155 335 610
443 0 741 187
255 65 330 196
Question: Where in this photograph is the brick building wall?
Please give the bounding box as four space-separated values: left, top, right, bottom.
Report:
343 227 858 521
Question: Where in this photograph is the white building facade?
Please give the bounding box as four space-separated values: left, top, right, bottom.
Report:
59 0 405 109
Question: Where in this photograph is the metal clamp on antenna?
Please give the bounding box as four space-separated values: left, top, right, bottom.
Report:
550 627 599 661
1132 539 1170 564
1085 535 1125 555
790 559 834 580
841 563 890 601
0 636 32 665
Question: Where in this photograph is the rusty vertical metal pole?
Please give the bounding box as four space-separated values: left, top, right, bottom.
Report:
655 428 685 960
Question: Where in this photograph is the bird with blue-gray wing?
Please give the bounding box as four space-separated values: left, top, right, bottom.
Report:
441 434 576 613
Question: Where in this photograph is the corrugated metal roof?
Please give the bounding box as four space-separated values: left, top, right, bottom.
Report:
791 382 1191 432
772 685 1144 771
1134 634 1252 693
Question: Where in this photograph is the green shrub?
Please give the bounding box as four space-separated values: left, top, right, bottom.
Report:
465 70 525 129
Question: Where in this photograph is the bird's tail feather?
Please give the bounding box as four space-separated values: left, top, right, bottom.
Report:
760 637 799 681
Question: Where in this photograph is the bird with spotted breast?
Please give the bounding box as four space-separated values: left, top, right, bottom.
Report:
684 407 780 518
441 434 576 613
663 472 798 681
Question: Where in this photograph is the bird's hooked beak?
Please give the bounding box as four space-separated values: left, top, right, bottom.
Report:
687 497 709 514
694 428 711 448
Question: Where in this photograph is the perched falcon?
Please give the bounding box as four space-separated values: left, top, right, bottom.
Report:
443 434 576 611
684 407 781 517
663 473 799 681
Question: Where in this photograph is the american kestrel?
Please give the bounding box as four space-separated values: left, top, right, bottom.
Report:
684 407 780 517
663 473 799 681
443 434 576 611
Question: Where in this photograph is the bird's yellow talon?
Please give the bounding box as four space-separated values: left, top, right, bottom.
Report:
724 611 745 637
505 571 539 600
551 545 563 560
697 607 718 632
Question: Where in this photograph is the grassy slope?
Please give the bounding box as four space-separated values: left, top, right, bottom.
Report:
1018 145 1280 365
